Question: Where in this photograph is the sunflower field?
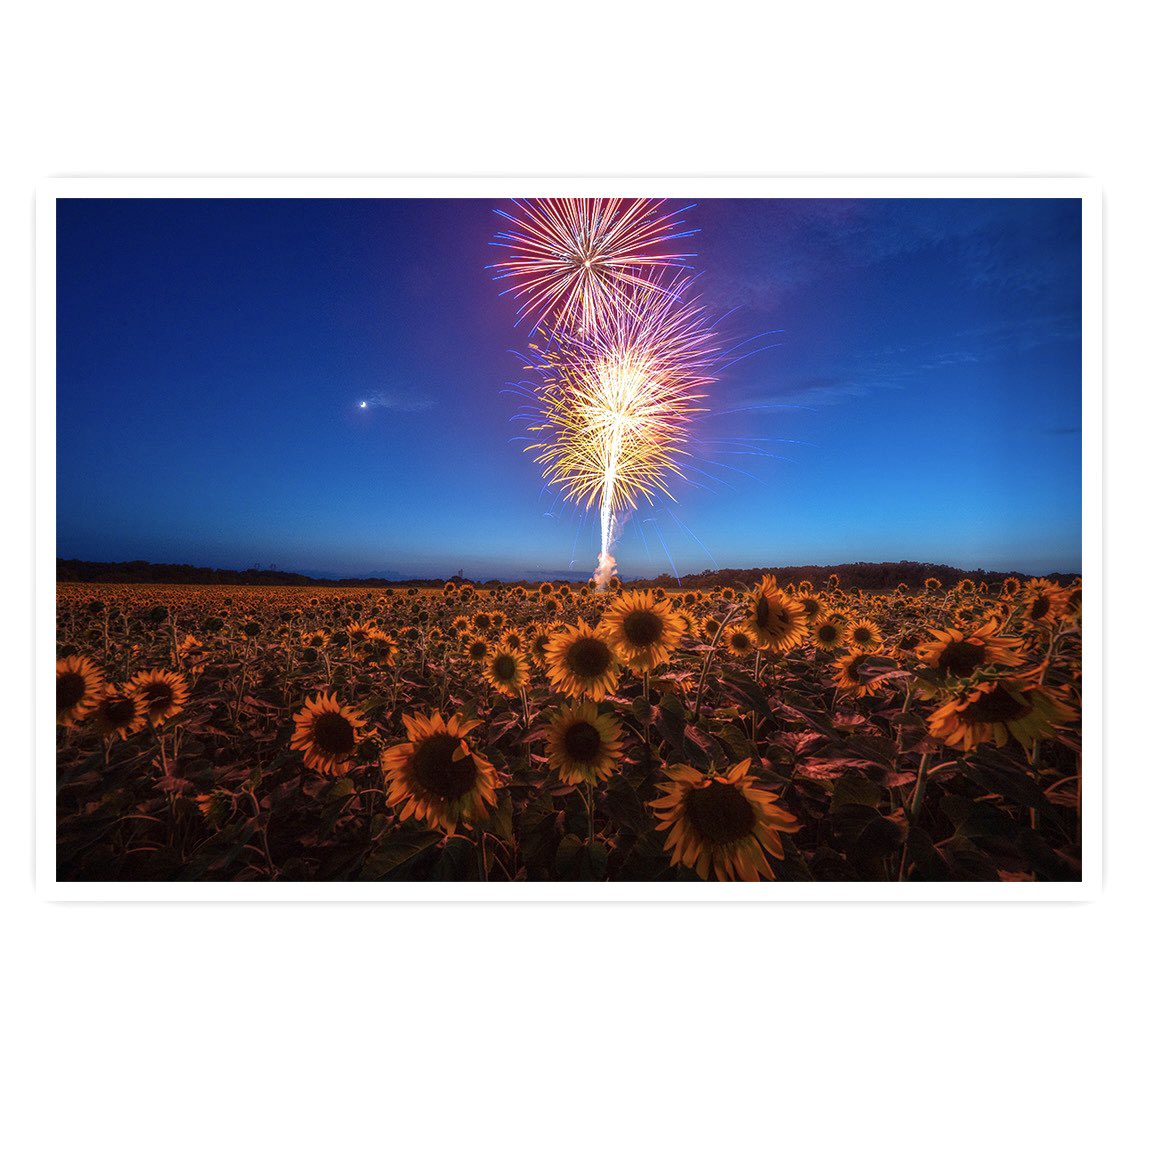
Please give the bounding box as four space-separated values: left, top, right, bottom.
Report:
55 573 1082 882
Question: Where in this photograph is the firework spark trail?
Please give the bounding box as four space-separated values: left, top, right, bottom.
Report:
491 199 733 588
524 270 720 588
489 198 697 336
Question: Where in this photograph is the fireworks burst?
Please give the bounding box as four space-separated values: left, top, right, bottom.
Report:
524 272 719 588
489 198 697 336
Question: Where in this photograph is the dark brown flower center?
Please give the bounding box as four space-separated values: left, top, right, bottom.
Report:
622 609 664 647
58 672 87 710
730 631 752 651
411 733 478 799
937 639 986 678
754 596 778 631
817 623 840 644
1030 595 1050 620
140 681 174 709
312 711 356 757
468 640 488 659
852 626 874 644
101 696 138 727
565 636 611 679
493 654 517 681
962 684 1033 724
684 781 757 846
563 720 602 762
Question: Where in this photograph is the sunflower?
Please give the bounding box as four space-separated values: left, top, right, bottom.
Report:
796 594 825 624
290 692 368 775
527 626 554 667
463 634 490 662
927 673 1077 752
650 760 800 881
845 617 883 651
725 625 757 657
91 686 147 740
56 654 106 727
302 629 329 649
599 590 686 672
544 620 620 701
812 617 847 651
1020 579 1071 627
833 650 885 697
744 575 809 653
127 668 190 726
545 701 623 785
917 621 1023 679
500 627 525 652
382 711 498 834
1000 576 1021 598
1065 583 1082 620
925 577 941 591
363 630 397 667
483 648 531 696
676 611 699 640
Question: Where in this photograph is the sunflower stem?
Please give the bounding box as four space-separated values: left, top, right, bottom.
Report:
692 604 742 722
247 786 277 879
897 751 932 882
642 670 651 747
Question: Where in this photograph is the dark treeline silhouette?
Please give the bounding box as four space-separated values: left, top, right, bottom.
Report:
628 561 1078 590
57 557 1079 590
57 559 449 588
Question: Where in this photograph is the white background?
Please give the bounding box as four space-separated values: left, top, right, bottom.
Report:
2 3 1145 1150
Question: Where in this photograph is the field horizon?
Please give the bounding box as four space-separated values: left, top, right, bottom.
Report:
57 556 1082 590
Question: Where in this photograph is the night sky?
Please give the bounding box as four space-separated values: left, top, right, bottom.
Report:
56 196 1082 580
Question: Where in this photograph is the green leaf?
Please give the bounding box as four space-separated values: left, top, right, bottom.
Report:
488 789 515 843
359 828 441 880
554 833 584 879
430 836 478 881
831 776 884 813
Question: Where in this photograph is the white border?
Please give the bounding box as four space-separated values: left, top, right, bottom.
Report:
37 177 1102 901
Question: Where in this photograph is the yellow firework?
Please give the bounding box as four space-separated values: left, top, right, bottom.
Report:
525 274 717 583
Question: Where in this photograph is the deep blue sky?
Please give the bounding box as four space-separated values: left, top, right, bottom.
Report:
56 196 1082 579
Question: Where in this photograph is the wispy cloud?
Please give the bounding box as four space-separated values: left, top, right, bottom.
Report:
706 199 1081 313
742 374 907 408
360 389 437 413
